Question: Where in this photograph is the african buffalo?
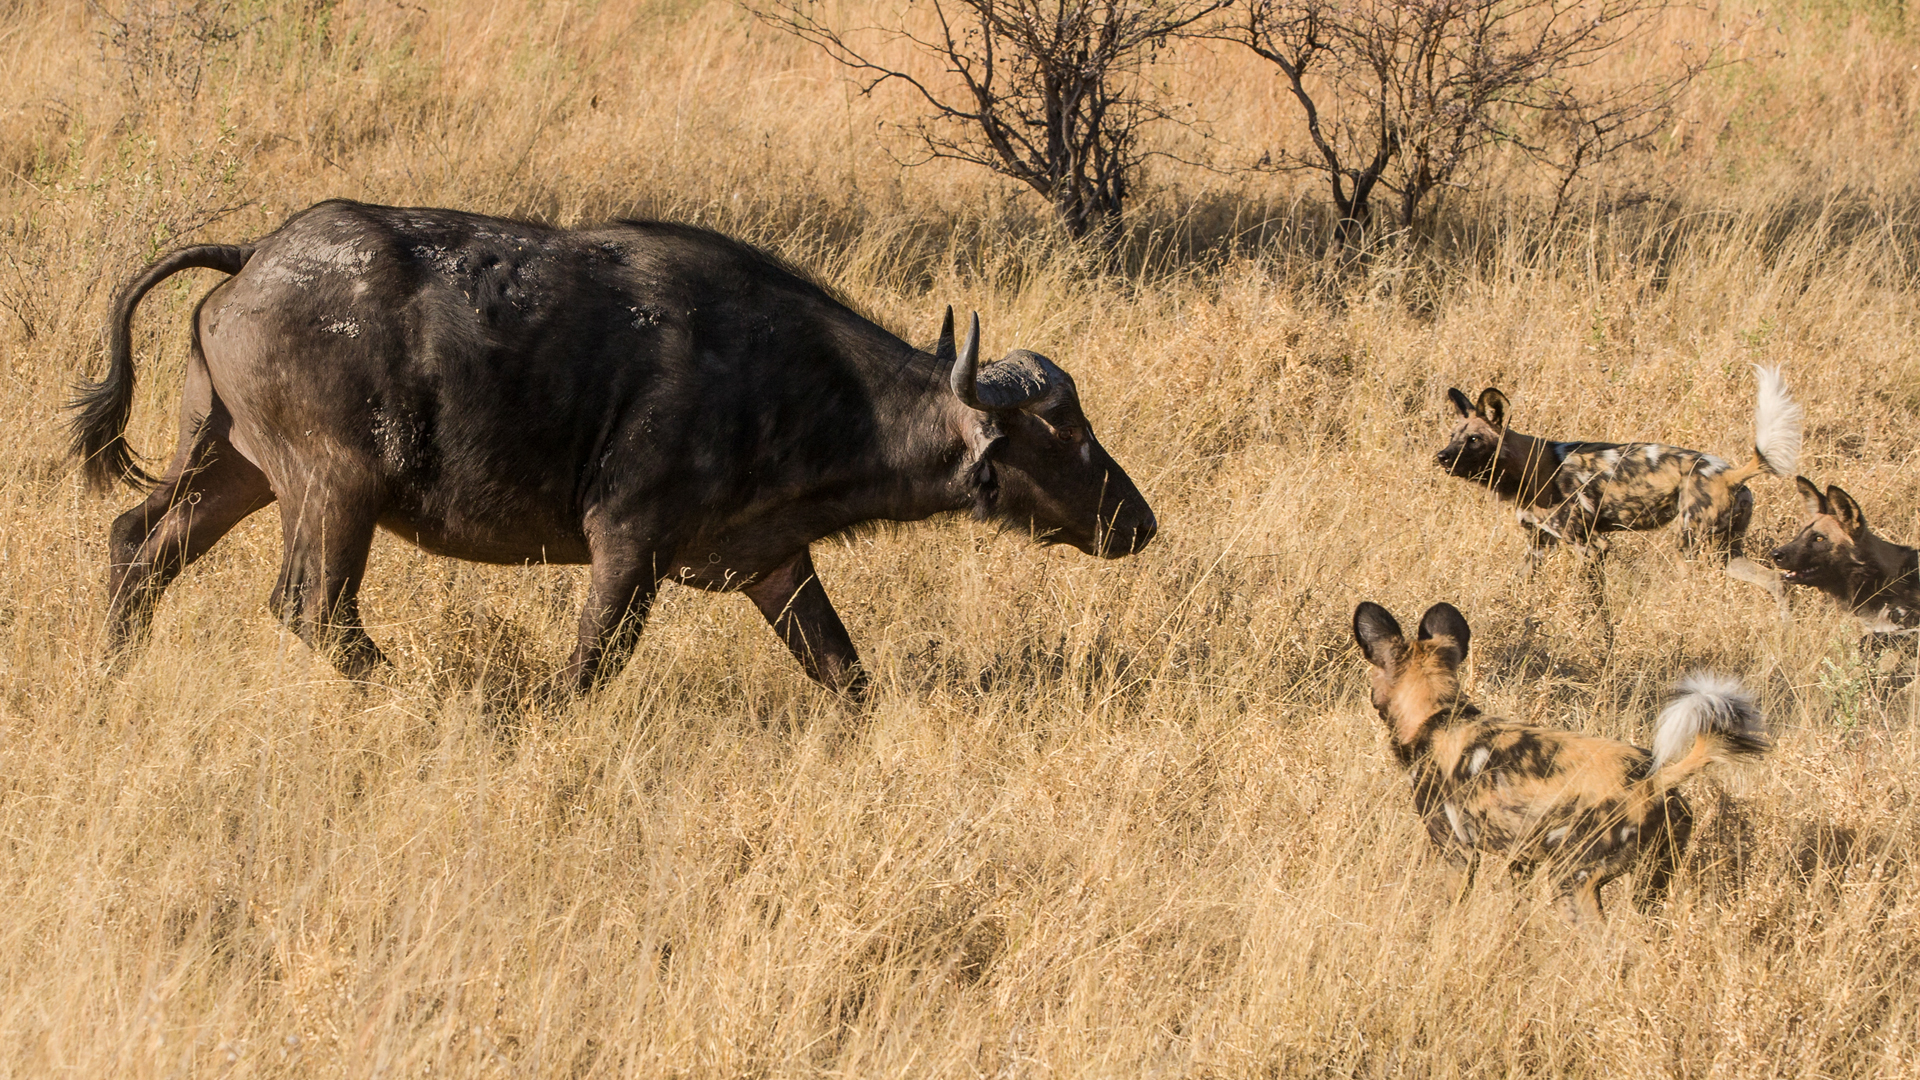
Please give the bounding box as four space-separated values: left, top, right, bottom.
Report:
69 199 1156 698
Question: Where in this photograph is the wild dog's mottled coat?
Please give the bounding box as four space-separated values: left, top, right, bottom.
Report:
1434 367 1802 564
1772 478 1920 631
1353 601 1770 922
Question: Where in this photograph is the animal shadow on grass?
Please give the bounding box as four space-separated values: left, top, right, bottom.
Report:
1786 820 1908 929
817 875 1007 1064
1479 614 1592 684
415 606 549 743
902 632 1143 705
1682 790 1909 937
1858 631 1920 694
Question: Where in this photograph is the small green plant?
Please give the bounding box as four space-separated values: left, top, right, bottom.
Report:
1740 317 1776 352
1817 637 1871 731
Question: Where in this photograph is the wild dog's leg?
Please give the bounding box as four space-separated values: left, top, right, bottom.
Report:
269 479 385 680
1723 485 1755 560
1434 847 1481 904
1551 501 1614 628
1675 471 1722 557
1556 870 1607 924
1550 497 1604 563
1726 555 1787 606
1712 485 1788 604
1680 475 1758 560
1633 794 1694 912
1517 511 1558 579
1869 633 1919 690
105 425 275 665
562 530 668 695
1456 856 1478 903
1534 495 1604 567
742 547 868 699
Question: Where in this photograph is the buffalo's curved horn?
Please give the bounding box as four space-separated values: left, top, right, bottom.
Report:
948 311 984 407
949 313 1056 412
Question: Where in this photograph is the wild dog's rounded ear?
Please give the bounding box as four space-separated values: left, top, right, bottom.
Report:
1353 602 1406 670
1827 485 1867 536
1475 388 1508 429
1416 602 1471 659
1796 476 1828 517
1447 388 1474 418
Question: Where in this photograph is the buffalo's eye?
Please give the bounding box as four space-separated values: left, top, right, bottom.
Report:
1054 425 1079 443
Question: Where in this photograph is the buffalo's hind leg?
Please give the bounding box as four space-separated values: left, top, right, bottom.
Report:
269 482 386 680
743 547 868 699
104 424 274 668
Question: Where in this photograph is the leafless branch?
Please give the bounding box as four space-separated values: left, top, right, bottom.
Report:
1207 0 1730 243
756 0 1229 246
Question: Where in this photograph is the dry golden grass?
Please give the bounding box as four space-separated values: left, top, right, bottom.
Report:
4 0 1920 1075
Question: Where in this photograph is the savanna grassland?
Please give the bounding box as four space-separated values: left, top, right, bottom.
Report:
5 0 1920 1075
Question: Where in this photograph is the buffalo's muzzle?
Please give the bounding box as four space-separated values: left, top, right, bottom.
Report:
1096 508 1157 558
1125 513 1159 554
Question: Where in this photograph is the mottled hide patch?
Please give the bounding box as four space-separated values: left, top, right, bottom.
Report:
369 404 437 492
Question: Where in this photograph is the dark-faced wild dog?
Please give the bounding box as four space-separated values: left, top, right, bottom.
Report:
1772 478 1920 632
1435 367 1802 592
1353 601 1771 922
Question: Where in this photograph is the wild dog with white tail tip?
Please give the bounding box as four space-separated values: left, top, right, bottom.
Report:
1435 367 1802 591
1353 601 1771 922
1771 478 1920 633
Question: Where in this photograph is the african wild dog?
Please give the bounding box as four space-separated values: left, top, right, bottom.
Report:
1435 367 1802 590
1772 478 1920 633
1353 601 1770 922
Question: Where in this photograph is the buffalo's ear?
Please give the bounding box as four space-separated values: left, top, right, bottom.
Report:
1828 485 1867 537
1475 388 1508 429
961 414 1005 520
934 305 957 364
1447 388 1474 418
1353 603 1406 671
1416 603 1471 664
1795 476 1828 518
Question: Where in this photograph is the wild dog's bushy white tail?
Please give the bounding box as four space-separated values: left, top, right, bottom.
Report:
1650 673 1770 779
1751 365 1803 477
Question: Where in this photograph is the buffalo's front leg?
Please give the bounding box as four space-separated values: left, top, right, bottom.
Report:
743 548 867 699
563 543 664 694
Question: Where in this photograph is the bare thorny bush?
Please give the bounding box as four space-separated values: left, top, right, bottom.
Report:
758 0 1228 248
91 0 253 106
1216 0 1726 243
765 0 1725 252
